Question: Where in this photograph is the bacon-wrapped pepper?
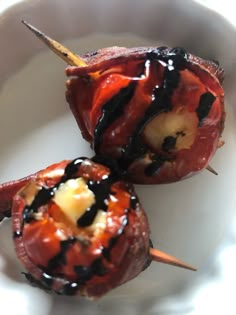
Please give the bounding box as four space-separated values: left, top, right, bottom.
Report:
0 157 194 298
66 47 225 184
22 21 225 184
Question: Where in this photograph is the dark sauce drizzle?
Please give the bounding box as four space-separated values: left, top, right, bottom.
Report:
77 174 114 227
196 91 216 125
23 272 53 292
59 282 80 296
20 157 138 294
102 214 129 261
13 230 22 238
76 155 123 227
162 135 177 152
51 258 108 296
47 238 77 271
21 158 88 293
41 272 54 288
21 157 130 293
92 155 126 178
40 271 80 295
94 80 137 153
22 158 87 224
130 195 139 210
92 47 188 176
144 154 171 177
121 47 188 175
0 208 11 222
74 258 107 284
40 274 81 296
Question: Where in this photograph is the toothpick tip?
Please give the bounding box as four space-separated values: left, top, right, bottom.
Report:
206 165 218 176
21 20 31 28
150 248 197 271
21 20 87 68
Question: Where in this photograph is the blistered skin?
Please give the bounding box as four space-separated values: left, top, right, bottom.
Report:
12 157 150 298
66 46 225 184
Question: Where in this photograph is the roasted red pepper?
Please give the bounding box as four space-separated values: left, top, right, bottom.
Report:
11 157 150 297
20 21 225 184
66 47 225 184
0 157 195 298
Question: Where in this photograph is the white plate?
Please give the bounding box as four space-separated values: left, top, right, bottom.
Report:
0 0 236 314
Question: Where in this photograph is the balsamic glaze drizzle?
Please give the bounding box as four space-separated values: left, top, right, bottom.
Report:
94 80 137 153
92 47 188 176
130 195 139 210
45 256 108 295
20 156 138 292
47 238 77 271
76 205 98 227
23 272 53 292
102 237 118 261
102 215 129 261
196 91 216 125
77 155 123 227
13 230 22 238
0 208 11 222
21 158 128 283
74 258 107 284
145 154 171 177
22 158 86 224
162 135 177 152
41 272 54 288
92 155 125 179
122 48 188 162
60 282 80 296
130 48 187 175
77 174 116 227
22 156 118 229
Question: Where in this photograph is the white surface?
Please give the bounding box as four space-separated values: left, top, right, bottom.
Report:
0 0 236 314
0 0 22 13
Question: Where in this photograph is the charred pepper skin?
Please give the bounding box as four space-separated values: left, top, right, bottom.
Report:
66 46 225 184
11 157 150 298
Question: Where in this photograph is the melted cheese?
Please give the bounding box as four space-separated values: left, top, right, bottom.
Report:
143 109 198 151
87 210 107 235
53 178 95 225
